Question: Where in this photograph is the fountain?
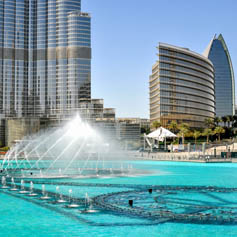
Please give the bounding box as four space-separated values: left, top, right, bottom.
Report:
1 176 8 189
19 180 29 194
40 184 51 200
67 189 79 208
1 115 145 179
10 177 18 191
28 181 38 196
56 186 66 203
80 192 99 214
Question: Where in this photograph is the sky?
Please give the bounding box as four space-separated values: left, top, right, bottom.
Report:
83 0 237 119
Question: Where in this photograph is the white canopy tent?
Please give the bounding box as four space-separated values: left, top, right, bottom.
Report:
147 127 177 140
145 127 177 151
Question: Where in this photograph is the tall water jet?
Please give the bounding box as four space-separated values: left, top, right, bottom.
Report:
10 177 18 191
56 186 66 203
85 192 90 208
81 192 98 213
67 189 79 208
1 176 8 189
40 184 50 200
28 181 37 196
19 180 29 194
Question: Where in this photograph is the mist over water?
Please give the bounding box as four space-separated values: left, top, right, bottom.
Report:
2 115 145 178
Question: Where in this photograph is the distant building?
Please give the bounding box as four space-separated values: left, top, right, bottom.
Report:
204 34 235 117
116 118 149 149
6 99 117 146
6 101 144 149
116 122 140 149
150 43 215 128
117 118 150 128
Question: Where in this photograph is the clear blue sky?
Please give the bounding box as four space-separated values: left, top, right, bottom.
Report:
83 0 237 119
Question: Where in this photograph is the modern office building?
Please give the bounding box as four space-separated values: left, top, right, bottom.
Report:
204 34 235 117
117 118 150 129
0 0 91 119
0 0 92 145
117 118 150 149
150 43 215 128
0 0 142 149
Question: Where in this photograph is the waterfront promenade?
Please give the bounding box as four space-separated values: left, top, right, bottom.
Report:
136 152 236 163
134 143 237 163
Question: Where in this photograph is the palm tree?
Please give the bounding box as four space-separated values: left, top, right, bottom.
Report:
204 118 214 129
202 128 213 144
226 116 231 128
214 117 222 127
214 126 225 142
168 121 178 142
168 121 178 133
152 121 161 130
233 115 237 128
222 116 228 127
141 126 150 134
177 123 189 144
228 115 234 128
193 130 201 145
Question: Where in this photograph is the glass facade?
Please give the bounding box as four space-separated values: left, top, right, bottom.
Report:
0 0 91 119
150 43 215 128
204 34 235 117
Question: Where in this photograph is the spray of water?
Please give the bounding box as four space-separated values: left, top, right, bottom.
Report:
1 115 145 179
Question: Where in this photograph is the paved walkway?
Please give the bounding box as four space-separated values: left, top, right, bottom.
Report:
134 151 237 163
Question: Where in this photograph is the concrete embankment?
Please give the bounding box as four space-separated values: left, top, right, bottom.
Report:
133 151 237 163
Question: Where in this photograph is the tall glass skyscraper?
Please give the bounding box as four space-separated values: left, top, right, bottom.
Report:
204 34 235 117
0 0 91 119
150 43 215 128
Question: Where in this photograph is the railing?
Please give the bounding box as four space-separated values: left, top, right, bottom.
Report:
135 146 237 162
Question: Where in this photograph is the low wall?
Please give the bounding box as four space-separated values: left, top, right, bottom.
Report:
134 151 236 163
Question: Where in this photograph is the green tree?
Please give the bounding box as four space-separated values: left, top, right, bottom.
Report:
168 121 178 133
222 116 228 127
214 117 222 127
228 115 234 128
141 126 150 134
226 116 231 128
204 118 215 129
214 126 225 142
202 128 213 144
168 121 178 142
233 115 237 128
193 130 201 145
152 121 161 130
177 123 190 144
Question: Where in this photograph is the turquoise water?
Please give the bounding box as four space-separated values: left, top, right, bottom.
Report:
1 161 237 237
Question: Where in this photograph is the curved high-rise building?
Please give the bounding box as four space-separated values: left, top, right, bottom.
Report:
204 34 235 117
150 43 215 128
0 0 91 118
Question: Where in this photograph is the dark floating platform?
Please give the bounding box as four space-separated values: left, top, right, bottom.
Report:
1 178 237 226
